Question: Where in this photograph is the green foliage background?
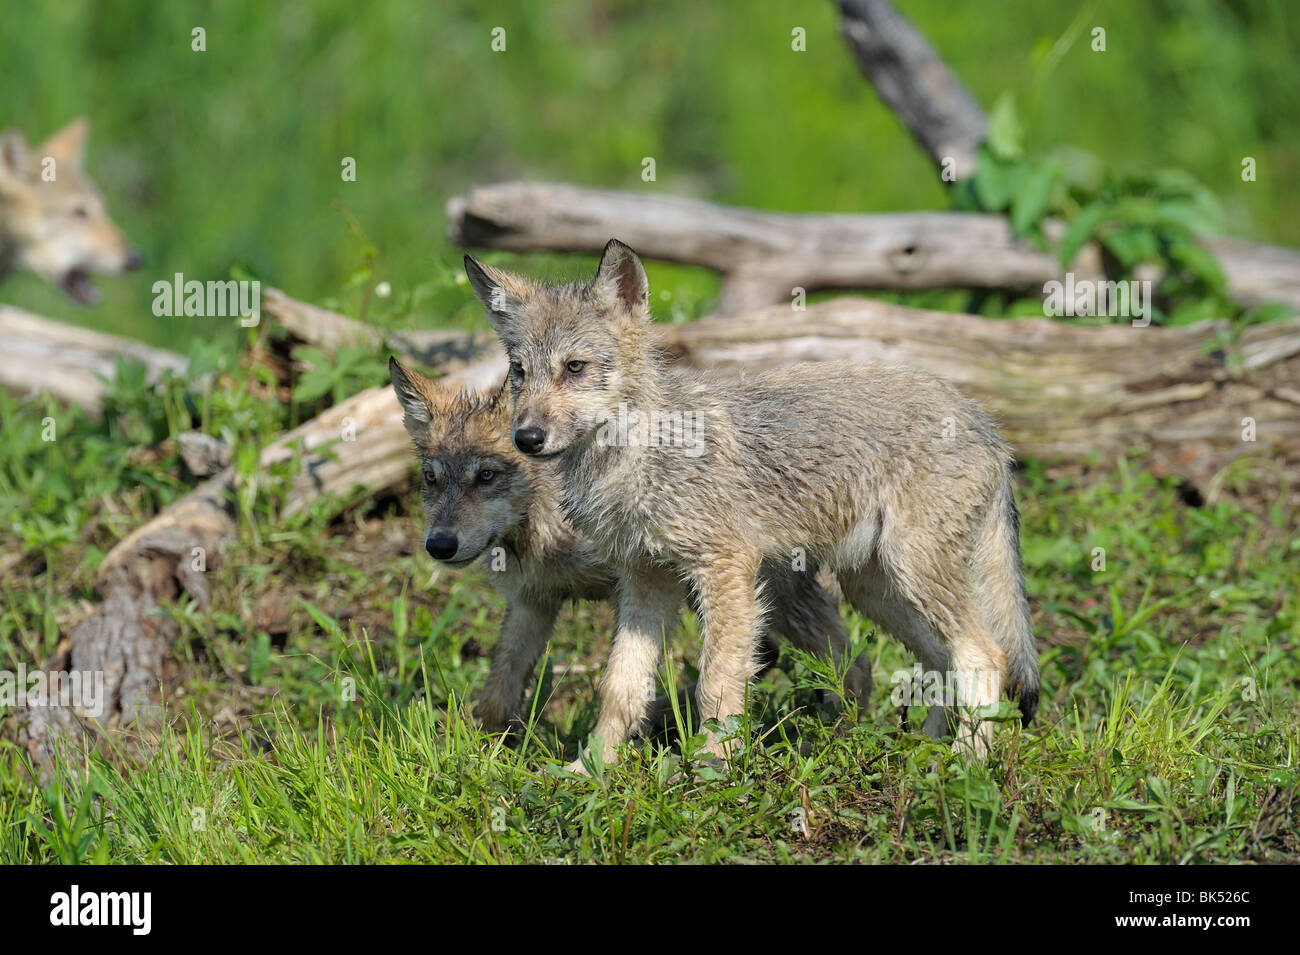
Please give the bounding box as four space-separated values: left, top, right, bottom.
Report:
1 0 1296 345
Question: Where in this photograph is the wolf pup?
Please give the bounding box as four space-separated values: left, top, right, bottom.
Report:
389 358 872 738
0 118 142 303
467 241 1039 764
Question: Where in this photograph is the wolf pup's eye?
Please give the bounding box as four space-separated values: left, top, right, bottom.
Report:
566 360 586 375
71 206 89 220
423 468 437 485
509 361 525 381
477 469 496 484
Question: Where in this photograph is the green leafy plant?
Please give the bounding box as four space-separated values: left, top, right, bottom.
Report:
954 93 1292 327
291 344 390 407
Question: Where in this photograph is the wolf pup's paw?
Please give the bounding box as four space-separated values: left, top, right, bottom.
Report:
952 723 993 759
474 705 511 737
561 757 593 777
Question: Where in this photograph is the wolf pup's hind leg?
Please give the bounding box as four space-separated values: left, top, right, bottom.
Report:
762 562 872 707
972 474 1040 724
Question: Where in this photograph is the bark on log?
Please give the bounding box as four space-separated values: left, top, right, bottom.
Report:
836 0 987 179
447 182 1300 315
15 473 234 772
0 305 188 414
14 350 506 771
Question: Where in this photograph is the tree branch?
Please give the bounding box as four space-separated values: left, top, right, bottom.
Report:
836 0 988 177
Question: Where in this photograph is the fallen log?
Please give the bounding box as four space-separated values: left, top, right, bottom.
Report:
258 288 1300 489
447 181 1076 315
446 181 1300 315
0 305 188 414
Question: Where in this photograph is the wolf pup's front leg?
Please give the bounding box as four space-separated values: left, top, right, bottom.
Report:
567 565 682 774
690 551 765 762
476 597 560 734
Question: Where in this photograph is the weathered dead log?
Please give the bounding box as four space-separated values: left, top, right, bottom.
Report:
0 305 188 414
16 473 234 771
1201 236 1300 316
836 0 987 179
447 181 1071 314
447 181 1300 315
662 297 1300 486
14 350 506 770
177 431 231 477
262 286 496 375
259 287 1300 489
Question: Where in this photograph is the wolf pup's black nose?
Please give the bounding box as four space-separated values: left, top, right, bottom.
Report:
425 532 459 560
513 427 546 455
124 249 144 271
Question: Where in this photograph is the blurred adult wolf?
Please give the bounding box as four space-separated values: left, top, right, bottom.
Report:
389 357 871 737
467 241 1039 765
0 117 142 304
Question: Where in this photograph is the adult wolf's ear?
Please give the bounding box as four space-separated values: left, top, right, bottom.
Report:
39 117 89 169
591 239 649 316
464 254 527 331
390 357 437 441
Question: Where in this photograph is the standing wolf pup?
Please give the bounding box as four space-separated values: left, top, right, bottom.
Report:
467 240 1039 765
0 117 142 303
389 358 872 738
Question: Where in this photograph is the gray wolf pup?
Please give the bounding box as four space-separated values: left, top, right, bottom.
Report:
389 357 872 739
466 241 1039 764
0 117 142 303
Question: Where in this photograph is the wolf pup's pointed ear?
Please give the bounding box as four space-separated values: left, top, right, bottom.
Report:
40 117 89 169
0 129 31 182
390 357 436 441
464 254 526 331
592 239 649 316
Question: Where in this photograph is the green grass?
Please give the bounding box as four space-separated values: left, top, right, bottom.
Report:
2 350 1297 861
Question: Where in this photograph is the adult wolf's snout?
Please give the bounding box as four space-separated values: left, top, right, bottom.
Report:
513 427 547 455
